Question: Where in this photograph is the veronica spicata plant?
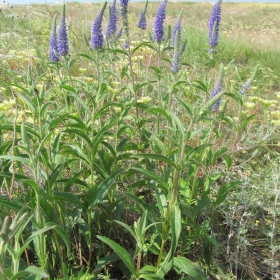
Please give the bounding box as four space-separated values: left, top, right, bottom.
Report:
137 0 148 30
106 0 117 39
172 9 183 47
92 2 107 49
57 4 69 56
211 63 225 112
154 0 167 43
120 0 129 39
209 0 222 52
49 15 59 62
171 30 181 73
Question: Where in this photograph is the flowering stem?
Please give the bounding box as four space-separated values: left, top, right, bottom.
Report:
157 44 161 133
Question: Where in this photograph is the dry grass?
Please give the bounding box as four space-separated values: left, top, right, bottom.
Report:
2 2 280 52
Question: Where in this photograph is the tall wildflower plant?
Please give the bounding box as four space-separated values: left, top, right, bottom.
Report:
57 4 69 57
49 15 59 62
106 0 117 40
137 0 148 30
208 0 222 52
92 2 107 50
154 0 167 132
211 64 225 112
154 0 167 44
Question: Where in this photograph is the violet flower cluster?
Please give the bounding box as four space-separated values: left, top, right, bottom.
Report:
171 30 181 73
120 0 129 39
172 9 183 47
57 4 69 57
137 0 148 30
106 0 117 39
208 0 222 52
211 64 225 112
49 15 59 62
154 0 167 43
92 2 107 49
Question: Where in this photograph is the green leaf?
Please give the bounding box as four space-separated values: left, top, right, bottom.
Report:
25 266 49 278
150 135 166 155
155 188 168 218
51 133 61 166
167 111 185 142
16 92 36 113
0 198 25 211
61 85 91 115
146 108 171 122
222 154 232 170
93 253 121 273
53 191 81 205
170 204 181 257
192 80 208 93
114 220 136 240
173 256 206 279
51 223 71 256
19 224 57 256
84 172 119 208
127 167 169 190
132 154 177 168
215 181 239 205
0 155 29 165
64 128 92 148
108 49 129 56
200 91 224 113
62 144 91 165
97 235 136 277
239 114 255 131
141 274 164 280
176 97 193 117
132 42 156 55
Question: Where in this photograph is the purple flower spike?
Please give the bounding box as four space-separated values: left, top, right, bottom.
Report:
57 4 69 57
154 0 167 43
138 0 148 30
120 0 129 9
211 64 224 112
239 82 250 95
120 0 129 19
92 2 107 49
171 30 180 73
172 9 183 47
49 15 59 62
209 0 222 52
106 0 117 39
138 11 147 30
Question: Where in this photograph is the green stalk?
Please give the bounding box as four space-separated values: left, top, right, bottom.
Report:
157 44 161 133
0 242 7 280
87 209 93 267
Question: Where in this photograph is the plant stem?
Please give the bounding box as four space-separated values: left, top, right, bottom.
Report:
157 44 161 133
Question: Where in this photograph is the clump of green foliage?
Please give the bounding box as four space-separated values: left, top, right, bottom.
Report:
0 1 279 279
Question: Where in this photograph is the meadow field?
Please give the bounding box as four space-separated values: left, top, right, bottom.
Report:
0 1 279 279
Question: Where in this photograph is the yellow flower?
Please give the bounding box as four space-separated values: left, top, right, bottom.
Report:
137 96 152 104
113 106 121 113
